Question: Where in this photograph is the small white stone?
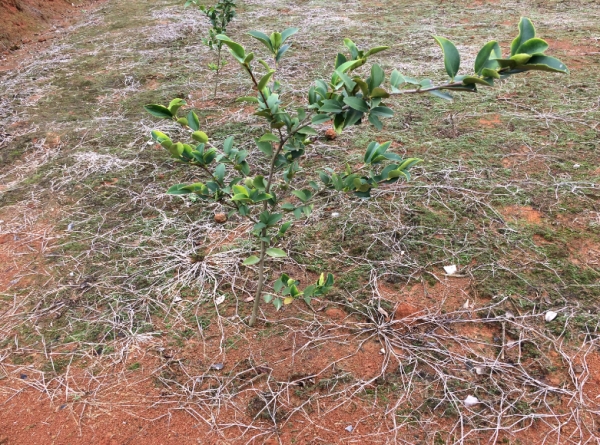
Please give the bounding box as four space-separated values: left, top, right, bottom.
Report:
443 265 457 275
545 311 558 322
215 295 226 305
464 395 479 407
331 212 340 218
573 164 581 169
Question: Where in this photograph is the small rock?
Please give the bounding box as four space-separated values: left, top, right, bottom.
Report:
214 213 227 224
573 365 584 374
211 363 224 370
443 265 457 275
38 37 46 43
545 311 558 322
344 425 353 433
464 395 479 407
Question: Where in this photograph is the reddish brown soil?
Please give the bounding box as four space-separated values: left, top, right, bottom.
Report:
0 0 102 70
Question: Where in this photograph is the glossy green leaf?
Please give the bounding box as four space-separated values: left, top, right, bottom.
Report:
510 17 536 56
280 27 299 43
462 76 492 86
192 131 209 143
319 99 343 113
144 104 173 119
343 38 359 59
187 111 200 131
365 46 389 57
168 98 186 115
216 35 245 61
521 55 569 73
370 106 394 117
428 90 454 100
248 30 273 51
369 64 385 90
273 298 283 310
370 87 390 98
518 38 549 55
258 70 275 91
236 96 259 103
243 255 260 265
311 114 331 125
474 41 500 75
263 294 274 303
510 53 533 66
343 96 369 113
266 248 287 258
433 36 460 80
481 68 500 79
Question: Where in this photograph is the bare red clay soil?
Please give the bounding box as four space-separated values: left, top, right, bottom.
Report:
0 0 102 70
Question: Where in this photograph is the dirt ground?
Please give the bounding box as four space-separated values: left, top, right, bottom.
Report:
0 0 101 69
1 0 599 443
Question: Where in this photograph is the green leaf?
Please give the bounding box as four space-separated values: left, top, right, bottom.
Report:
258 70 276 91
369 64 385 90
214 163 225 182
370 87 390 98
511 17 536 56
368 114 383 130
223 136 234 154
273 298 283 310
343 96 369 113
167 184 193 195
370 106 394 117
311 114 331 125
319 99 343 113
335 69 357 92
365 46 389 57
168 98 186 115
256 141 273 156
517 38 549 55
216 35 245 62
263 294 274 303
481 68 500 79
428 90 454 100
144 104 173 119
474 41 500 75
280 27 299 43
462 76 493 86
520 55 569 73
259 132 279 142
187 110 200 131
343 38 359 59
192 131 209 143
510 53 533 66
266 248 287 258
248 30 273 51
296 126 318 135
243 255 260 265
433 36 460 80
336 59 363 74
279 221 292 234
275 45 291 62
151 130 170 144
237 96 259 103
390 69 405 88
